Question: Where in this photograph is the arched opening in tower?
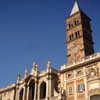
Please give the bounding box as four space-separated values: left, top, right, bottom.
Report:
40 82 46 99
29 80 35 100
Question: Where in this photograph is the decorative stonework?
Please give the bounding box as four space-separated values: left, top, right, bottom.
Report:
86 66 98 80
0 1 100 100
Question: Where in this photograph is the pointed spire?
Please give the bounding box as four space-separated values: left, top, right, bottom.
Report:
70 0 80 16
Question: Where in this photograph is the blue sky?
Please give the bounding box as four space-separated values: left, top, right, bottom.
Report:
0 0 100 87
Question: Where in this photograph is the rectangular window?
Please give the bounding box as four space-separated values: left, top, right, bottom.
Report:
69 87 73 95
77 84 85 93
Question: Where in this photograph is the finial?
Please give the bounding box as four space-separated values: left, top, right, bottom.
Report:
47 60 52 68
32 62 38 71
17 72 21 82
32 62 36 67
24 68 29 78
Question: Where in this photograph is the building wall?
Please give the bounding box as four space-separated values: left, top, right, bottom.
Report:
60 54 100 100
0 88 15 100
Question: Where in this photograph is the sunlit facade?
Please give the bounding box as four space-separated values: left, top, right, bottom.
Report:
0 1 100 100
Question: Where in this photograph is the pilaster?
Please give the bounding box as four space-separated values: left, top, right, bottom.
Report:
74 71 77 100
26 85 29 100
23 84 27 100
83 67 88 100
34 80 38 100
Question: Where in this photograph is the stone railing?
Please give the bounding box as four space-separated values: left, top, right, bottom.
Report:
69 52 100 66
61 52 100 71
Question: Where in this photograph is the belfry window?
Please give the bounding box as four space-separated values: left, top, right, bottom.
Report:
74 20 80 26
40 82 46 99
19 88 24 100
69 34 74 41
68 24 71 29
69 35 72 41
75 31 80 38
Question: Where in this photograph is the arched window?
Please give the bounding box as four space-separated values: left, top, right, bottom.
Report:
90 95 100 100
29 80 35 100
40 82 46 99
19 89 24 100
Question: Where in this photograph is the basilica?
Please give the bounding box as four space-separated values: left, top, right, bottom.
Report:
0 0 100 100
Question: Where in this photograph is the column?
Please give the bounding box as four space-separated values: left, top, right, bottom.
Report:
83 67 88 100
26 85 30 100
15 85 19 100
37 84 40 100
23 84 27 100
47 75 51 100
74 71 77 100
34 80 38 100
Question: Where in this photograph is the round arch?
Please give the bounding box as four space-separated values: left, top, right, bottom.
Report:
27 76 35 86
40 81 46 99
28 79 35 100
19 88 24 100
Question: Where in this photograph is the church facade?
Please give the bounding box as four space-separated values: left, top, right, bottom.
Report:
0 1 100 100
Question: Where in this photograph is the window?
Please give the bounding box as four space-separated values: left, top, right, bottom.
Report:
67 23 73 29
67 73 73 78
69 34 74 41
69 35 72 41
71 34 74 40
76 70 83 76
75 31 80 38
69 87 73 95
77 84 85 93
68 74 72 78
74 20 80 26
68 24 71 29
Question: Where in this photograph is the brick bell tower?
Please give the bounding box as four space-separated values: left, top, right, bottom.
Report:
66 0 94 64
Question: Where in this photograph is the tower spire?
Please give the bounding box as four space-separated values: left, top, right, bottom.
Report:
70 0 80 16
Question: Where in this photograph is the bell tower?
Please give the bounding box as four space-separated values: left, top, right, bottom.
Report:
66 0 94 64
